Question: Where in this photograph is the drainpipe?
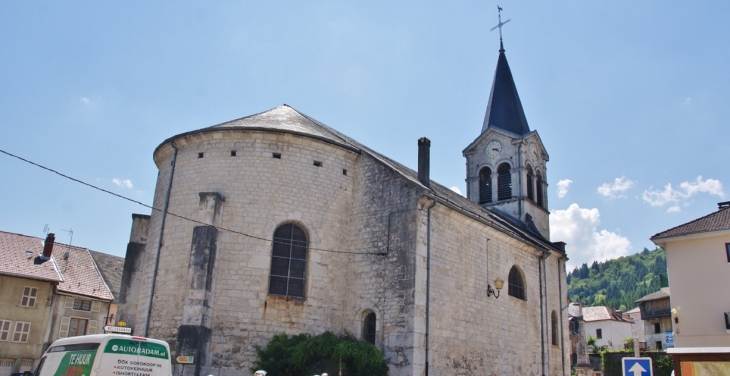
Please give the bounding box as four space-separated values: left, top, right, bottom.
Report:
558 257 566 376
539 250 550 376
145 144 177 336
517 142 523 219
425 198 435 376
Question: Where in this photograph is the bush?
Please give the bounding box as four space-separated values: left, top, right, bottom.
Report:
252 331 388 376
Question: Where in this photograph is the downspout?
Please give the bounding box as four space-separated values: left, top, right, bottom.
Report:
145 144 177 336
517 143 523 219
425 198 435 376
538 251 549 376
559 257 566 376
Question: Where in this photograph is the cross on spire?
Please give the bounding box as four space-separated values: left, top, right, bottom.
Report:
490 6 511 51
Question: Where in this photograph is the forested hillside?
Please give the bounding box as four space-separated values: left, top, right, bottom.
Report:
567 247 667 311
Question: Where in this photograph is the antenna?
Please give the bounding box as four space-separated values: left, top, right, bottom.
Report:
59 228 74 269
490 5 511 44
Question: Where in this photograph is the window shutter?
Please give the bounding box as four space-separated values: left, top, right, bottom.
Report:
87 320 98 335
59 317 70 338
65 296 74 309
91 301 101 313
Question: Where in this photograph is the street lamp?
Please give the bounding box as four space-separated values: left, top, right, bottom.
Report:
488 277 505 298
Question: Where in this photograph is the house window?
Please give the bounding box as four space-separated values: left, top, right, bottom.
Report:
0 320 10 341
68 318 88 337
73 299 92 311
508 266 526 300
551 310 559 346
12 322 30 342
479 167 492 204
20 287 37 307
363 312 376 344
596 328 602 339
654 322 661 334
726 243 730 262
526 166 534 201
497 163 512 200
536 171 544 208
655 341 663 350
269 223 308 299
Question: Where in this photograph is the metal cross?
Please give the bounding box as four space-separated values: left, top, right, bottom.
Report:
490 6 511 41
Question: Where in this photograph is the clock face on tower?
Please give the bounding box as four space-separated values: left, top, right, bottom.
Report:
486 141 502 159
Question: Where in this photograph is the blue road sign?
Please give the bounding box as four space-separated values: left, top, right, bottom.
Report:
622 357 653 376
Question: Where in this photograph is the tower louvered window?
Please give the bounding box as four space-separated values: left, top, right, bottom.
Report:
497 163 512 201
479 167 492 204
508 266 525 300
269 223 308 299
536 171 544 208
526 166 534 201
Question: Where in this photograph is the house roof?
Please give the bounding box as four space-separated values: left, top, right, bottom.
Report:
635 288 670 304
582 306 633 323
651 204 730 241
55 245 114 301
0 231 63 283
156 105 565 256
481 43 530 136
89 250 125 303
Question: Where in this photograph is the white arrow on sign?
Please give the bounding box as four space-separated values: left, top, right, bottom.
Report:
628 362 647 376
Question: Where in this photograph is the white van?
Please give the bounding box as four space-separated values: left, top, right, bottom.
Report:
33 334 172 376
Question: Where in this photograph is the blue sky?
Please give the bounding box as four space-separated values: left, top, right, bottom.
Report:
1 1 728 270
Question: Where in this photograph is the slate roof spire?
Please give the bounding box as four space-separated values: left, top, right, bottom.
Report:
481 40 531 135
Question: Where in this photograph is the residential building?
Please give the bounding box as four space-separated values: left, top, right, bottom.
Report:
582 306 633 351
118 39 570 376
624 306 646 349
635 288 673 350
0 232 63 376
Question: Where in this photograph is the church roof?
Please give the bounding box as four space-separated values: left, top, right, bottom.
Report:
481 43 531 136
159 105 564 255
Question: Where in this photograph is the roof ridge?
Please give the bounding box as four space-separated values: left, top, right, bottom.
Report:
651 206 729 239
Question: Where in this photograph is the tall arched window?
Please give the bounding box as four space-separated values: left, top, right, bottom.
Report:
536 171 544 208
497 163 512 201
526 165 535 201
508 266 525 300
479 167 492 204
269 223 308 298
363 312 376 344
551 310 559 346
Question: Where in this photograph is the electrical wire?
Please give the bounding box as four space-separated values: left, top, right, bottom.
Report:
0 148 386 255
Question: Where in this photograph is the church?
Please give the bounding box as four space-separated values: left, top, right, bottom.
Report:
117 37 569 376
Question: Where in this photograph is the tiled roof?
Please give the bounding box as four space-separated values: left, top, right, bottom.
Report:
158 105 565 255
583 306 633 323
55 245 114 301
651 205 730 240
635 288 670 304
89 250 124 302
0 231 63 282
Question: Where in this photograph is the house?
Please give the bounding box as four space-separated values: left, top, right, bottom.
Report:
624 306 646 349
634 288 673 350
581 306 633 351
117 39 570 376
0 232 63 376
0 231 124 376
651 201 730 373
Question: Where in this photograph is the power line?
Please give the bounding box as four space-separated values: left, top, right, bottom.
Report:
0 148 386 255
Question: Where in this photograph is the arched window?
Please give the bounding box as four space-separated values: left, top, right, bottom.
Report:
551 310 559 346
497 163 512 201
508 266 525 300
269 223 308 298
536 171 544 208
479 167 492 204
363 312 376 344
526 166 534 201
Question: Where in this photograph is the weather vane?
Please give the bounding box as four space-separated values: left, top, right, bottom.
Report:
490 6 511 43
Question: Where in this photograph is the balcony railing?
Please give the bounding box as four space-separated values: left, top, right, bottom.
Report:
640 308 671 319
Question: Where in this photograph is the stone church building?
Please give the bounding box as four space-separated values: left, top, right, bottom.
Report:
118 41 569 376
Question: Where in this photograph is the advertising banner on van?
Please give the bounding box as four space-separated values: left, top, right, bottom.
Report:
103 339 169 376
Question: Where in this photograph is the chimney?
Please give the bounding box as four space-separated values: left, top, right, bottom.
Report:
34 233 55 264
719 201 730 210
418 137 431 188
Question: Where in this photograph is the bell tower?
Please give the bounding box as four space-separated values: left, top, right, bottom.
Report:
462 12 551 239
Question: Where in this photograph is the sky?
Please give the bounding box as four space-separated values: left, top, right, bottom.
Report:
1 1 728 271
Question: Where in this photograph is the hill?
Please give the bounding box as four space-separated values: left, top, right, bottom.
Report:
567 247 667 311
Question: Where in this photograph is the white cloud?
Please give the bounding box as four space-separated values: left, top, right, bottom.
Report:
667 206 681 213
112 178 133 189
597 176 635 198
550 203 631 269
642 176 724 208
557 179 572 198
450 186 463 196
80 97 90 105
